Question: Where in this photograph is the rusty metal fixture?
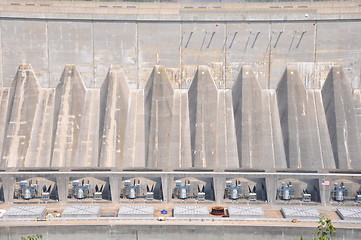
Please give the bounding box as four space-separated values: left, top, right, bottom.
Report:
211 206 225 215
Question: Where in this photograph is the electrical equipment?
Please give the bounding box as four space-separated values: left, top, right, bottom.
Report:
302 189 312 202
173 179 204 200
41 185 52 201
145 184 155 201
224 180 243 200
248 186 257 201
331 183 348 202
277 182 294 201
18 180 38 200
122 179 155 200
71 180 89 199
94 184 104 200
197 185 206 202
173 180 190 200
123 180 140 199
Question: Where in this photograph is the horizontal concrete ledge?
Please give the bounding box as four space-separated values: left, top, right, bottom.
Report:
0 217 361 228
0 2 360 22
1 11 360 22
0 171 360 178
0 216 361 225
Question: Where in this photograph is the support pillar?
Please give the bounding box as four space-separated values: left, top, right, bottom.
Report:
2 176 15 204
265 176 277 204
161 176 173 203
56 176 69 203
319 177 330 206
213 176 226 203
110 176 120 203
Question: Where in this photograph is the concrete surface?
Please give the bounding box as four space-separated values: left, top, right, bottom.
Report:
281 207 320 220
3 206 46 220
61 205 101 218
0 0 359 172
118 205 154 218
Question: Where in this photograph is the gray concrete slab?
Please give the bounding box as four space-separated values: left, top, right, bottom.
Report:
228 206 265 218
3 205 46 219
281 207 320 219
173 205 209 218
118 205 154 218
62 205 101 218
337 208 361 221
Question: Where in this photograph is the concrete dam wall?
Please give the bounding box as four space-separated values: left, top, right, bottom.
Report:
0 0 360 171
0 63 360 171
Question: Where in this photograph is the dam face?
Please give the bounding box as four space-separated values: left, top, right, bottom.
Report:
0 0 360 171
0 0 360 227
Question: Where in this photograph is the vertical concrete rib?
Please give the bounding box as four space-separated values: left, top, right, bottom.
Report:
232 66 263 169
0 88 9 166
170 90 192 169
188 66 218 168
99 66 130 168
232 66 286 170
217 89 239 169
122 89 145 169
262 90 287 169
1 65 40 168
277 66 334 170
144 66 174 169
322 66 361 169
75 89 99 168
25 89 55 167
51 65 86 168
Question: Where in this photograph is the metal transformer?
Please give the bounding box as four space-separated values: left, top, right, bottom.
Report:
225 181 243 200
123 180 140 199
174 180 190 200
331 183 348 202
18 180 38 200
277 182 295 201
71 180 90 199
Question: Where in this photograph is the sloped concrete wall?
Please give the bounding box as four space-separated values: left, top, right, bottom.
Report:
0 64 359 171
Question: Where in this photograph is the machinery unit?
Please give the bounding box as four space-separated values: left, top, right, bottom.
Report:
94 185 104 200
18 180 38 200
145 185 155 201
173 180 190 200
302 189 312 202
122 179 156 200
331 183 348 202
123 180 140 199
41 185 52 201
173 179 204 200
248 186 257 201
277 182 295 201
197 192 206 202
71 180 90 199
224 180 243 200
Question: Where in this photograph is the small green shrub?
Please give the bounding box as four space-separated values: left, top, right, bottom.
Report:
20 234 43 240
300 217 336 240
